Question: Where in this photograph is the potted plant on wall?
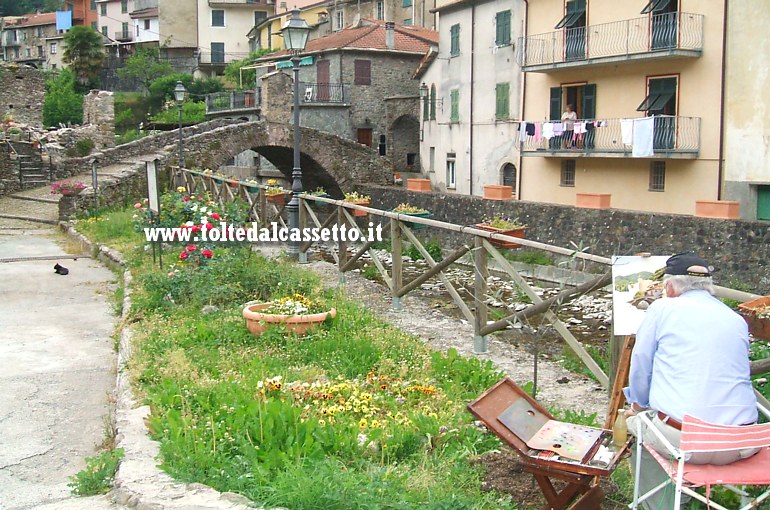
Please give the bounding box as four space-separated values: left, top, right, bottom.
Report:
392 202 432 230
50 180 86 197
475 214 527 249
344 191 371 217
265 179 290 205
242 293 336 336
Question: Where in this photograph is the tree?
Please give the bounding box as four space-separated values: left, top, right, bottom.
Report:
117 48 174 94
0 0 60 16
62 26 105 91
223 49 276 90
42 69 83 128
147 73 223 113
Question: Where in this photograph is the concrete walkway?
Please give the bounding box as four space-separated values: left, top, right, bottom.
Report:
0 224 119 509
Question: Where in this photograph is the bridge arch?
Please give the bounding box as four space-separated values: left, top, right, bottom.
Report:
182 121 394 196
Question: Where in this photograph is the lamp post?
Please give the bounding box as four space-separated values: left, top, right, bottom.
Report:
173 81 187 180
281 8 310 261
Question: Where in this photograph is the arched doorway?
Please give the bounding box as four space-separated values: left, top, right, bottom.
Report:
502 163 517 197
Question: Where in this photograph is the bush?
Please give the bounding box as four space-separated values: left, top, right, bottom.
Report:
43 69 84 127
68 448 124 495
150 100 206 124
74 138 95 157
115 129 148 146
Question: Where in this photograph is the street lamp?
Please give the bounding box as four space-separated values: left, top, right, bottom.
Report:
281 8 310 260
174 81 187 175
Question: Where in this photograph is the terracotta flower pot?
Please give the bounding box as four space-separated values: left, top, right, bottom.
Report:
738 296 770 341
267 192 289 206
475 224 526 249
348 200 370 217
243 302 336 336
60 188 84 196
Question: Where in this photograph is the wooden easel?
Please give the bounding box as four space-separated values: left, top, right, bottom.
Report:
467 336 637 510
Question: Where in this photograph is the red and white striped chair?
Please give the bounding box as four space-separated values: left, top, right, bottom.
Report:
631 405 770 510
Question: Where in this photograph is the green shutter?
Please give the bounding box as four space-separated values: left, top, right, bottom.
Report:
549 87 562 120
423 95 429 119
429 86 436 120
496 83 509 119
450 89 459 122
581 83 596 119
757 186 770 220
495 11 511 46
450 24 460 56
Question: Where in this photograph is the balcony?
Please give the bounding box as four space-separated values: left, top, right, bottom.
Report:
520 116 700 159
132 0 158 10
2 36 21 47
519 12 703 72
208 0 262 5
205 90 261 115
115 31 134 42
299 83 347 104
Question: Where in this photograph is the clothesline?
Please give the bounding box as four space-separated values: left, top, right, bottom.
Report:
517 116 659 157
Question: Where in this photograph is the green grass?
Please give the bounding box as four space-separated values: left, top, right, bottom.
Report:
68 448 124 495
80 207 521 509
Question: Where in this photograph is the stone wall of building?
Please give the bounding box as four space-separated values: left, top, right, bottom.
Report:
357 185 770 293
82 90 116 149
0 63 46 127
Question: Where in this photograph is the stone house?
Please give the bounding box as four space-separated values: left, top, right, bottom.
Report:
417 0 525 196
255 19 438 173
0 13 58 69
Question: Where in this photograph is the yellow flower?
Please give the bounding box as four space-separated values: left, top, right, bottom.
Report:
359 418 368 430
318 419 326 426
177 186 186 193
370 419 381 429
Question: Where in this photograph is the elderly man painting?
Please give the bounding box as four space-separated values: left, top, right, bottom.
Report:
623 252 758 509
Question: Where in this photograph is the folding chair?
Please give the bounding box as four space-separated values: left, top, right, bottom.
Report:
631 404 770 510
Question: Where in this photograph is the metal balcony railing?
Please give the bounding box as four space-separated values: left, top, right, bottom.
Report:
115 31 133 42
209 0 261 5
519 12 704 68
519 116 700 157
205 90 260 114
299 82 347 104
2 36 21 47
132 0 158 10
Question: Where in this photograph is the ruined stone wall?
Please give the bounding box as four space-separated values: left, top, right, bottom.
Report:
82 90 116 149
0 63 46 127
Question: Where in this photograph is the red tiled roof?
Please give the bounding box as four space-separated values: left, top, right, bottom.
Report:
264 20 437 59
16 12 57 27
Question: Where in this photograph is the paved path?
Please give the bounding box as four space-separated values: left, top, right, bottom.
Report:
0 226 119 510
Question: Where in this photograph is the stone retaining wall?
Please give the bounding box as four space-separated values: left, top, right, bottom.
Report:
358 185 770 293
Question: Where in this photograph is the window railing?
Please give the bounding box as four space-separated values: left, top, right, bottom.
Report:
519 12 703 68
519 115 700 156
299 82 347 104
205 90 260 114
115 31 133 41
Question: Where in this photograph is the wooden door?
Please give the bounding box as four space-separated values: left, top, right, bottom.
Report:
357 128 373 147
317 59 330 101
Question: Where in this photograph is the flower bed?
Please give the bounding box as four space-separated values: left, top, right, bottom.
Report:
243 294 336 336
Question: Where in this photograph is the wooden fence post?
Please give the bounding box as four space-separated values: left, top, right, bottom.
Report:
473 235 488 353
391 218 402 310
337 205 347 284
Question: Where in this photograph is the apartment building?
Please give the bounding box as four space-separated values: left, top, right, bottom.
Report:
417 0 524 195
196 0 279 77
517 0 723 216
130 0 160 46
722 2 770 221
255 20 437 171
326 0 437 32
0 13 57 69
248 1 330 53
96 0 134 47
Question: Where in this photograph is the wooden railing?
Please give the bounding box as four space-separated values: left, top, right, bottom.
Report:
170 167 766 398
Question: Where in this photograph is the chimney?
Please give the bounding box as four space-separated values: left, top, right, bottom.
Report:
385 21 395 50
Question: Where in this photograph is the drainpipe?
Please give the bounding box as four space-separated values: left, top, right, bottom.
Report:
469 2 475 195
717 0 727 200
519 0 528 200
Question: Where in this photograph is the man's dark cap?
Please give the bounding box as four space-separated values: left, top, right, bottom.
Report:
652 252 712 280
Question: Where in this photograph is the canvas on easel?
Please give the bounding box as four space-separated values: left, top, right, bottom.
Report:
611 255 669 336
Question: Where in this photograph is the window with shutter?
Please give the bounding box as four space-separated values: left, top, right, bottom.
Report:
450 24 460 56
495 11 511 46
495 83 510 119
429 85 436 120
354 60 371 85
212 10 225 27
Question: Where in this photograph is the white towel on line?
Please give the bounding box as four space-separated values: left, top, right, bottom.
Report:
632 117 655 157
620 118 634 145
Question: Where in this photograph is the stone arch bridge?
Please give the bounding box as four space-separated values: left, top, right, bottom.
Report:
54 119 395 199
179 120 394 197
